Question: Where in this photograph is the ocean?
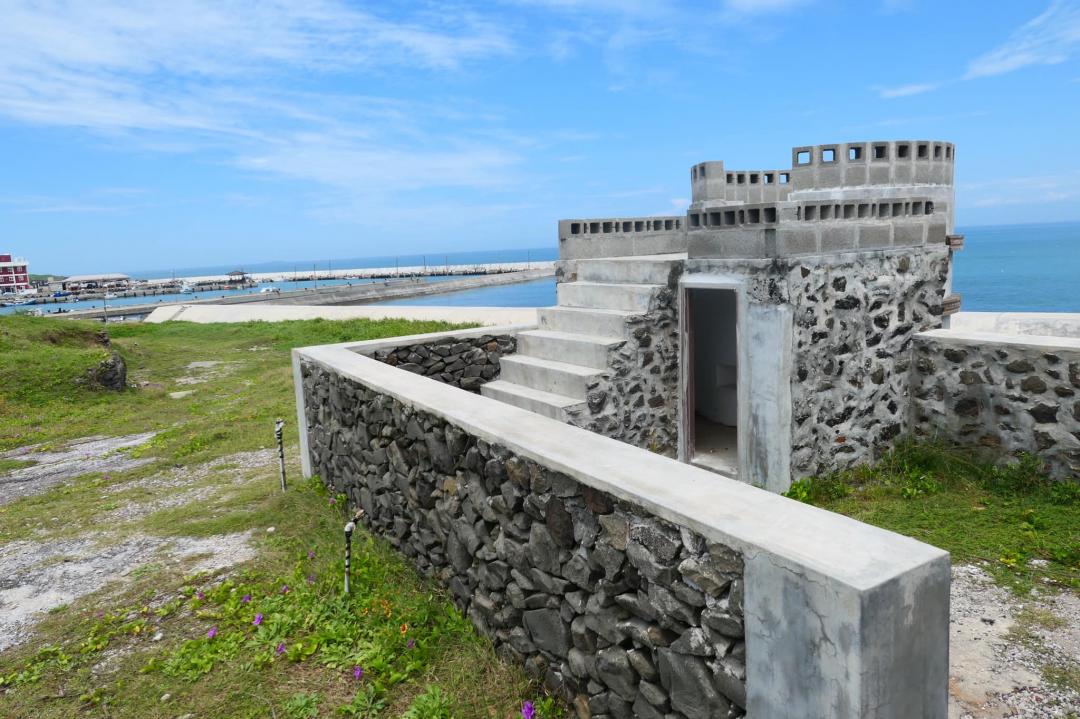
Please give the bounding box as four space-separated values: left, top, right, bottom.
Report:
4 223 1077 316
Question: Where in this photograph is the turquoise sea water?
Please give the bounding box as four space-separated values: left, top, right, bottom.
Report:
952 222 1079 312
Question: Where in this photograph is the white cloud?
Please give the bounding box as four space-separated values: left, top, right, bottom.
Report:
965 0 1080 79
960 170 1080 208
874 82 941 99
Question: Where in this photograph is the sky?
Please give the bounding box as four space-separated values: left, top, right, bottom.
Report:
2 0 1079 275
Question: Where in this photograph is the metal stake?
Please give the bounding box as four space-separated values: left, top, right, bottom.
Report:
343 520 355 594
274 419 286 491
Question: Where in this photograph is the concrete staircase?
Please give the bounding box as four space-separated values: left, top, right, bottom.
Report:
481 254 682 420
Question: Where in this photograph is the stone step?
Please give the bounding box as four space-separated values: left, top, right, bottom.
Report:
537 306 635 337
498 354 604 399
558 282 659 313
480 380 583 421
517 330 624 369
576 254 683 285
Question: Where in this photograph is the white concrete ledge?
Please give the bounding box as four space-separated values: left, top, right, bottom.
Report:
294 341 950 717
919 327 1080 352
146 304 538 326
950 311 1080 339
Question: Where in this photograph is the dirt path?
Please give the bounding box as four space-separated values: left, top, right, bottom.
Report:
0 433 157 505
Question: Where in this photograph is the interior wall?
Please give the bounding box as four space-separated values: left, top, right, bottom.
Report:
691 288 738 425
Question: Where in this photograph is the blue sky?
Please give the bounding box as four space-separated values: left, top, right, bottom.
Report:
2 0 1079 275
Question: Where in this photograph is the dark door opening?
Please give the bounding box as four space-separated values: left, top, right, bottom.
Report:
686 287 738 476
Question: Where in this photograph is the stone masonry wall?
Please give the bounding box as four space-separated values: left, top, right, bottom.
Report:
302 360 749 718
910 335 1080 479
566 288 681 457
689 246 950 479
372 334 515 392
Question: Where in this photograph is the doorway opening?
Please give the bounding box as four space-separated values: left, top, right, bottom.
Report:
685 287 739 476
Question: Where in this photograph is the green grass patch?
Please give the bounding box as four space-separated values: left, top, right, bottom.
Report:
785 441 1080 592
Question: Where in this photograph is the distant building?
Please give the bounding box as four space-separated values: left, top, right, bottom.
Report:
62 273 132 292
226 270 250 284
0 254 31 294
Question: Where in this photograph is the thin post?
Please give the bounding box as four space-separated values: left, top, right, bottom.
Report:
343 519 355 594
274 418 286 491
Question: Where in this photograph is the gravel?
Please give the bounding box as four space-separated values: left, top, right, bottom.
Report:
949 564 1079 718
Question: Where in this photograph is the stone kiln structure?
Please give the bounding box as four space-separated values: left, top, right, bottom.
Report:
294 140 1077 719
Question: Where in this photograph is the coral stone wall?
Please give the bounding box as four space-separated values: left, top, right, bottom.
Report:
910 333 1080 479
302 361 749 718
372 334 515 392
567 289 682 457
688 246 950 479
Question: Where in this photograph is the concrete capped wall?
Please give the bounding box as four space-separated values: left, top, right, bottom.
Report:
789 140 955 191
910 329 1080 479
294 338 950 719
558 216 687 260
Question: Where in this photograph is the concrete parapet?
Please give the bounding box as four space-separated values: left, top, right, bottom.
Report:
294 337 950 719
789 140 955 191
558 216 686 260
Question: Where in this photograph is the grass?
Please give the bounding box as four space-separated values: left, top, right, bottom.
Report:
0 315 562 718
785 441 1080 592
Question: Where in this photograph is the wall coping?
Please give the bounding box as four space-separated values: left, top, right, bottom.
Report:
917 327 1080 352
294 342 947 593
948 312 1080 340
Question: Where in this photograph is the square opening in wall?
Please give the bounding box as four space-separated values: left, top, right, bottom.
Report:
843 204 855 219
589 222 600 233
945 147 952 159
822 148 836 163
603 221 613 233
763 173 774 184
897 144 910 158
692 168 697 180
780 173 790 184
748 208 761 223
691 214 700 227
878 204 890 218
665 219 674 230
858 203 869 218
934 144 943 159
675 219 681 229
727 173 734 183
796 150 811 165
926 201 935 214
873 144 888 160
750 174 759 184
912 201 923 215
737 174 746 184
764 207 777 223
700 165 707 177
724 210 737 225
710 212 723 226
804 205 817 220
893 202 903 216
635 221 644 231
849 145 863 161
622 221 632 232
570 223 581 234
918 144 929 159
820 204 832 220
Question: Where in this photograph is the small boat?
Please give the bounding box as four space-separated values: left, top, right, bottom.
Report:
259 287 281 294
52 290 72 298
180 284 194 294
103 293 118 300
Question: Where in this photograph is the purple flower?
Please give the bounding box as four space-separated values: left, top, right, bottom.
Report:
352 665 364 680
328 497 337 505
307 550 316 559
253 613 263 626
241 594 251 604
196 591 205 601
306 574 315 585
275 642 286 656
207 626 217 640
521 701 535 719
280 585 289 595
406 638 415 649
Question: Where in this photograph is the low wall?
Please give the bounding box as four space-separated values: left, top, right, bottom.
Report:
294 338 950 719
372 332 516 392
911 329 1080 479
949 312 1080 339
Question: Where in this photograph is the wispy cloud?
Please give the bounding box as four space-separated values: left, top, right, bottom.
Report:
960 170 1080 208
874 82 941 99
965 0 1080 79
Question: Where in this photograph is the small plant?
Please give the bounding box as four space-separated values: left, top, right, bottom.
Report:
402 685 453 719
284 691 321 719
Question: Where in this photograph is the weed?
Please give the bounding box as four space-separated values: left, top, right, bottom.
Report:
284 691 321 718
402 685 453 719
